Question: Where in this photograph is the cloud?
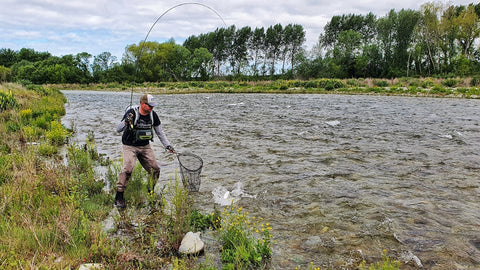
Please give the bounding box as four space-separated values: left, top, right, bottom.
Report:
1 0 476 59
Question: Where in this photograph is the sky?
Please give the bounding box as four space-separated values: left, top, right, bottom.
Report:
0 0 476 60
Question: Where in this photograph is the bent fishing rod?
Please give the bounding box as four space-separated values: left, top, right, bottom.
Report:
129 2 227 108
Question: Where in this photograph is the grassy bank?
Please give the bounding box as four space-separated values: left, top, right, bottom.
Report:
49 77 480 98
0 83 115 268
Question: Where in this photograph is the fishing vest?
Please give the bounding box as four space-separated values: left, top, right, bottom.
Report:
129 106 154 142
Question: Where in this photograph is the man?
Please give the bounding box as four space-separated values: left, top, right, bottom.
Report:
115 93 175 208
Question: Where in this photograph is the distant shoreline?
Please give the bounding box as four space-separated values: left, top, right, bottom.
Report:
49 78 480 99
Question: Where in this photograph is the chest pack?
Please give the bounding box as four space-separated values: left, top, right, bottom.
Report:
128 106 154 141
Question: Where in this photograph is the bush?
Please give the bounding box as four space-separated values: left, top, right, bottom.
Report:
0 91 18 111
37 142 58 156
45 120 69 145
374 80 389 87
217 205 272 269
470 76 480 86
442 78 458 87
190 209 221 231
430 85 450 94
346 79 359 86
304 81 318 88
317 79 347 90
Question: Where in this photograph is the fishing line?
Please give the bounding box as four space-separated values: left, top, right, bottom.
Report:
129 2 227 107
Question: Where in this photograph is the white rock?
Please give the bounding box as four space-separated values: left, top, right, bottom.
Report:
78 263 103 270
178 231 205 255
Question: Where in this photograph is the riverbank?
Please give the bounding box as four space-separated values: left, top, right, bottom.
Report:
48 77 480 98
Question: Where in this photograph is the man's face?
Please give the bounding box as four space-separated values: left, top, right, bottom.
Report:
141 102 154 112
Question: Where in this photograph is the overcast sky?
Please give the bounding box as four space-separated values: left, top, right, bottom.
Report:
1 0 475 60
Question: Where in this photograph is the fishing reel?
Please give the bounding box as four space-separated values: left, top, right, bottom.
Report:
125 113 134 129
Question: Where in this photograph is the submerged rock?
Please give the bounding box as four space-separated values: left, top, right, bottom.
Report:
178 231 205 255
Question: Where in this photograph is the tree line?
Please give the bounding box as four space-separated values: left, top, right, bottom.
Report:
0 2 479 84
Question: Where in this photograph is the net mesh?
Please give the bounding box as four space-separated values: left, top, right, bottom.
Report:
177 152 203 192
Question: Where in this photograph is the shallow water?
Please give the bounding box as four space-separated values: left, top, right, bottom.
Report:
62 91 480 269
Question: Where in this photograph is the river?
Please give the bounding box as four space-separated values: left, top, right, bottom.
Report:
61 90 480 269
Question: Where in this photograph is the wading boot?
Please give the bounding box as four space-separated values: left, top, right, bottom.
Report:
115 191 126 209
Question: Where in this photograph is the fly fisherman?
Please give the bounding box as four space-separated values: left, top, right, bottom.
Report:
114 94 175 208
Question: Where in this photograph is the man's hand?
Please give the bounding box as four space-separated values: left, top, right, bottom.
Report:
166 145 175 153
125 113 134 129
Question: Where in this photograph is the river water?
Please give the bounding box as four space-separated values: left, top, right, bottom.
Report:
61 90 480 269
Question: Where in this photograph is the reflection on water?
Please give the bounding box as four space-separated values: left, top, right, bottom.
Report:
62 91 480 269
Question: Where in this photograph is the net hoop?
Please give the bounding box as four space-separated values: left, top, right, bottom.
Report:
176 152 203 191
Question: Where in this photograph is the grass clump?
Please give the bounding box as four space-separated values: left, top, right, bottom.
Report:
359 250 401 270
0 90 18 111
217 205 272 269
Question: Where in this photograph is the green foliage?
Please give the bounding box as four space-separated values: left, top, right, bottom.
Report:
442 78 459 87
190 208 221 231
0 90 18 111
470 76 480 86
157 176 193 254
421 79 435 88
3 1 480 84
374 80 389 87
0 84 116 268
37 142 58 156
0 154 12 184
217 205 272 269
359 250 401 270
430 85 451 94
0 65 12 82
45 120 69 145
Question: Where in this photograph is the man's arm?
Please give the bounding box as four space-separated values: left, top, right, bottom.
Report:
116 121 126 133
153 124 171 147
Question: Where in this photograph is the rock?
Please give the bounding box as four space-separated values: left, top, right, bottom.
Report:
304 236 321 247
401 251 423 268
178 231 205 255
78 263 103 270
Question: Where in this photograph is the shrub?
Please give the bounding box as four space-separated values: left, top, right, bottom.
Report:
374 80 389 87
45 120 69 145
421 79 435 88
470 76 480 86
218 205 272 269
304 81 318 88
346 79 359 86
442 78 458 87
0 91 18 111
190 209 221 231
317 79 347 90
37 142 58 156
19 109 32 120
430 85 450 94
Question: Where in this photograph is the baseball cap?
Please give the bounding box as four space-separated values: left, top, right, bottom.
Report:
140 94 158 107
